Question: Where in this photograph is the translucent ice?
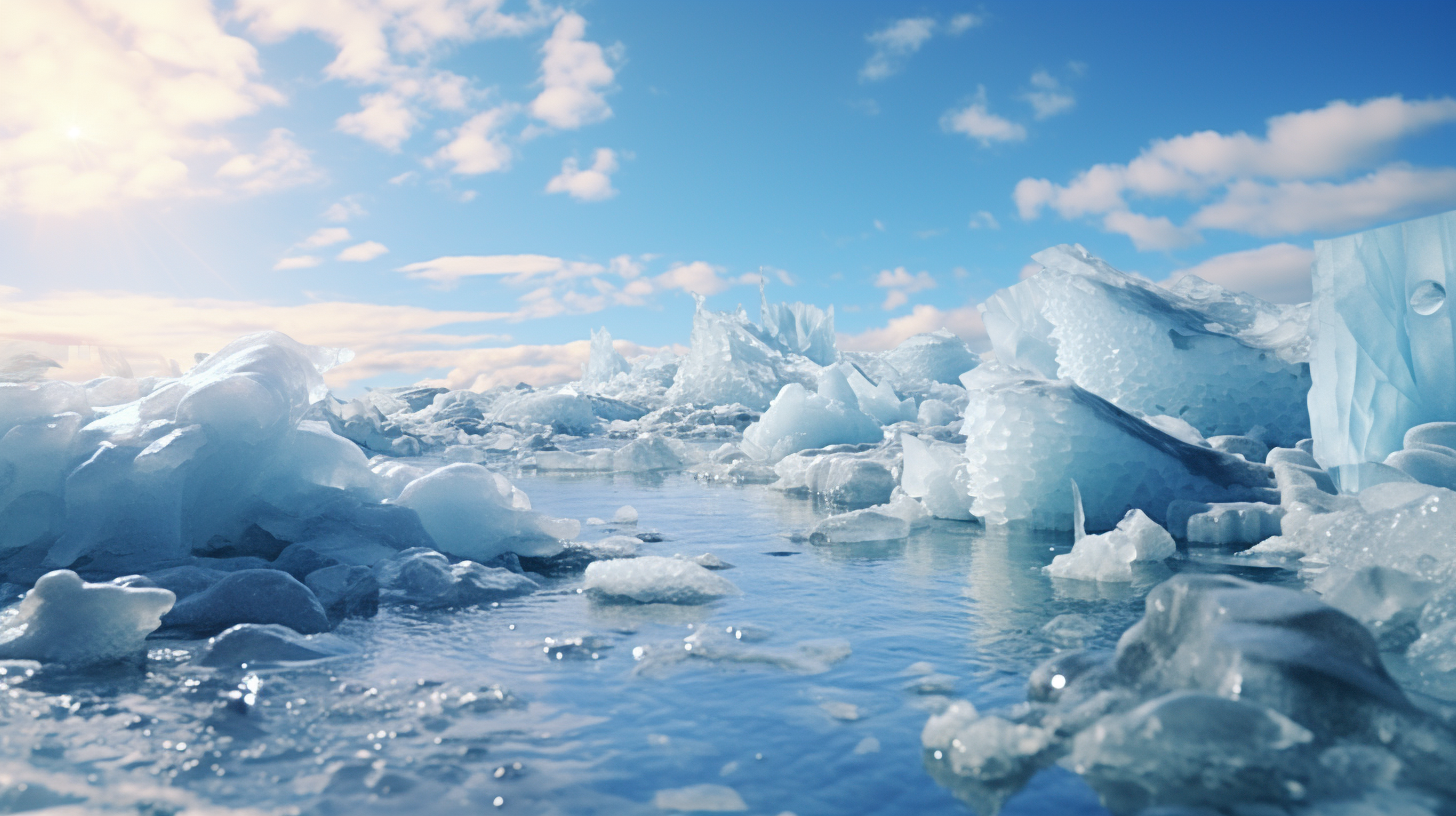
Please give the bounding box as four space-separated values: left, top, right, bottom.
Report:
396 463 577 562
772 449 896 505
759 287 838 365
375 548 538 609
200 623 358 668
960 364 1276 530
580 326 630 388
808 507 909 544
981 244 1311 443
740 384 882 462
667 295 818 411
1309 210 1456 486
583 555 739 604
900 434 974 520
882 329 980 385
1044 509 1175 582
0 570 174 664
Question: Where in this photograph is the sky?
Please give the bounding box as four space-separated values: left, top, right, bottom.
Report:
3 0 1455 393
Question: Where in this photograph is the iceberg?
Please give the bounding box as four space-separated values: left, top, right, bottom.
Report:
1309 210 1456 488
981 244 1311 444
961 364 1276 530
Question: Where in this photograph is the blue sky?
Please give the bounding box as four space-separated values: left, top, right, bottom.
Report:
3 1 1455 392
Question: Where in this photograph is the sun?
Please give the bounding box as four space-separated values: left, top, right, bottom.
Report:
66 126 82 141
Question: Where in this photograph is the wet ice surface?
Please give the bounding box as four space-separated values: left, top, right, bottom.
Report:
0 470 1261 816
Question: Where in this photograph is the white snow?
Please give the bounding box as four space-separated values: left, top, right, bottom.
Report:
583 555 739 604
1045 509 1176 582
0 570 174 664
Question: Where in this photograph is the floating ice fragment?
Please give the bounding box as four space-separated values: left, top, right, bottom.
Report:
584 556 739 604
201 623 358 668
613 505 638 524
773 449 896 506
395 463 576 562
740 384 882 462
0 569 174 664
808 507 908 545
375 548 537 609
652 783 748 812
1045 509 1175 582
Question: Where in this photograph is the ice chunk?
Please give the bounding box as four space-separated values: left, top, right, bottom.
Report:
900 434 974 520
667 295 817 411
200 623 357 668
1207 433 1270 463
305 564 380 623
916 398 959 427
395 463 577 562
583 555 739 604
1166 500 1285 546
883 329 980 385
843 365 916 425
580 326 630 388
1317 566 1435 652
653 784 748 812
961 364 1275 530
981 244 1311 443
375 548 536 608
740 384 882 461
773 450 896 505
1045 509 1175 582
808 507 909 544
0 570 174 664
488 388 598 435
759 287 837 365
162 569 330 636
611 434 695 472
612 505 638 524
1309 210 1456 487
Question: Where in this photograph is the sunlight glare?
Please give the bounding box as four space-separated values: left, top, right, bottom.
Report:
66 126 82 141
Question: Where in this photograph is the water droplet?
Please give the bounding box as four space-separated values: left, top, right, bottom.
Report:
1411 280 1446 315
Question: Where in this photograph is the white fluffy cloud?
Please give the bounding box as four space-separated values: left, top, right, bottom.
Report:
434 106 515 174
1015 95 1456 248
839 304 988 352
529 13 616 130
942 87 1027 146
397 254 606 286
1164 243 1315 304
860 17 936 81
215 128 323 193
1022 70 1074 120
274 255 323 271
302 227 351 248
653 262 735 296
968 210 1000 229
546 148 619 201
0 0 312 215
338 241 389 262
873 267 937 311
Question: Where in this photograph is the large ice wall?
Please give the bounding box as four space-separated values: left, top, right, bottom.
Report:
961 364 1275 530
981 244 1311 444
1309 209 1456 486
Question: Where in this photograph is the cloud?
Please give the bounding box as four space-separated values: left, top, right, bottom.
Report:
214 128 323 193
1163 243 1315 304
335 91 417 150
434 106 515 174
874 267 937 311
942 87 1027 146
529 13 616 130
0 0 299 215
273 256 322 270
1022 70 1075 120
860 17 936 81
397 254 605 286
236 0 552 150
338 241 389 262
301 227 351 248
948 14 983 35
839 304 988 352
545 148 619 201
323 196 367 222
1014 95 1456 246
968 210 1000 229
653 261 733 296
0 286 518 388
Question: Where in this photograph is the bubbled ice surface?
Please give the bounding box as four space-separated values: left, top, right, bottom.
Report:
961 365 1271 530
983 245 1311 445
1308 209 1456 483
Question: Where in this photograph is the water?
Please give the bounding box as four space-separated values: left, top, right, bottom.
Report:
0 472 1297 815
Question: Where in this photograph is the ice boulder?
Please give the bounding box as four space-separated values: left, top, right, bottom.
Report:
961 364 1275 530
981 244 1311 444
1045 509 1175 582
759 288 837 365
583 555 739 604
1309 209 1456 487
741 384 882 462
162 569 330 636
488 388 598 435
883 329 980 385
375 548 537 609
808 507 909 544
581 326 631 388
667 295 817 411
0 570 174 664
395 463 578 562
773 450 896 506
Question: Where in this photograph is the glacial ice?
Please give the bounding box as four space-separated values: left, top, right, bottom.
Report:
981 244 1311 444
1309 210 1456 486
395 463 577 562
808 507 909 544
739 383 882 462
581 326 631 388
162 569 330 636
758 287 837 366
0 570 174 664
583 555 739 604
882 329 980 385
960 363 1276 529
666 295 819 411
200 622 358 668
1044 508 1175 582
